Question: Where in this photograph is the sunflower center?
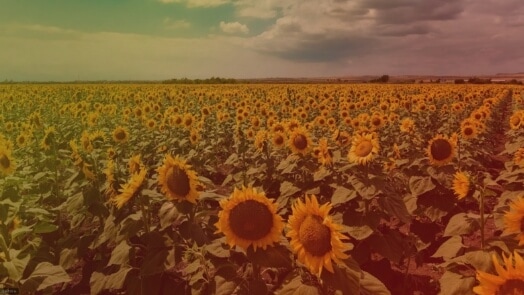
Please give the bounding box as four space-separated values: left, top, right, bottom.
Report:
430 138 452 161
115 130 126 140
166 166 191 197
372 118 381 126
274 135 284 145
497 279 524 295
298 215 332 257
355 140 373 157
0 154 10 168
44 133 54 145
293 134 308 150
464 127 473 136
229 200 273 240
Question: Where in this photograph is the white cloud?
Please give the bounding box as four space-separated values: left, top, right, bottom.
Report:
219 21 249 34
163 18 191 30
158 0 229 8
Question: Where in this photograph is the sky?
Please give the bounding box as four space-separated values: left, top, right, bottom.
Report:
0 0 523 81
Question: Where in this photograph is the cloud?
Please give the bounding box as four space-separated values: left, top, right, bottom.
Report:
219 21 249 34
158 0 229 8
163 18 191 30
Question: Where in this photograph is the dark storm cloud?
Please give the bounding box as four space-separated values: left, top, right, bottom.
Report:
262 33 378 62
361 0 464 23
246 0 524 75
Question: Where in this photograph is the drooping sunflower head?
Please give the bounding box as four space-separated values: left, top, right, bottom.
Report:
427 134 456 166
313 138 333 166
288 126 312 156
113 165 147 209
41 127 57 150
452 171 471 200
112 126 129 143
157 155 200 203
128 154 142 174
287 195 352 277
503 196 524 246
510 111 523 130
348 132 380 165
0 146 15 176
514 148 524 168
215 186 284 252
473 252 524 295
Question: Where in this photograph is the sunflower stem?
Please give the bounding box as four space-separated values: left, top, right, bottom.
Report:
0 234 10 262
479 187 485 250
139 193 150 234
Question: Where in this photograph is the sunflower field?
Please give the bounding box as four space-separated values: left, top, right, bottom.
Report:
1 83 524 294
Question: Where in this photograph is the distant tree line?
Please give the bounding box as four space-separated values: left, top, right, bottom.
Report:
162 77 238 84
454 77 522 85
369 75 390 83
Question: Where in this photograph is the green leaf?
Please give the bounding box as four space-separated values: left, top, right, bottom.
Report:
246 244 292 268
140 232 175 277
438 271 475 295
443 213 480 237
90 265 132 294
280 181 301 198
360 271 391 295
59 248 78 270
205 238 230 258
273 270 320 295
331 185 357 207
108 240 131 266
33 221 58 234
321 260 360 295
431 236 464 260
10 226 33 240
158 201 179 230
378 193 411 224
448 250 493 272
20 262 71 293
313 167 331 181
409 176 436 197
346 225 374 240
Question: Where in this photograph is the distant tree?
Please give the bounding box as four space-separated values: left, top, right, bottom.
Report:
454 79 465 84
370 75 389 83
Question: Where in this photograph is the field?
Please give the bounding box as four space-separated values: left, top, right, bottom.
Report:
1 83 524 294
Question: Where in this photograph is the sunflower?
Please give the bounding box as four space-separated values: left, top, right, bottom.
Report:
157 155 200 203
473 252 524 295
369 113 385 130
16 132 30 148
427 134 456 166
348 132 379 165
503 197 524 246
113 165 147 209
112 126 129 143
0 146 15 176
287 195 352 276
104 159 118 199
510 112 523 130
313 138 333 166
288 126 312 156
400 118 415 133
272 131 287 148
452 171 471 200
128 154 142 174
215 186 283 251
514 148 524 168
254 130 267 151
41 127 56 150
